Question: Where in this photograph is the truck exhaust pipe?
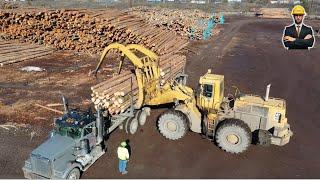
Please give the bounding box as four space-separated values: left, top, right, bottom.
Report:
96 109 104 144
62 96 69 113
264 84 271 101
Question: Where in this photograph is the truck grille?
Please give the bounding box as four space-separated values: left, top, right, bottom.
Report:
31 154 52 178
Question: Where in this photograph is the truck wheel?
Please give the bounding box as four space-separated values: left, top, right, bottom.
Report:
215 119 251 154
125 117 139 134
66 168 80 179
158 110 188 140
138 110 148 126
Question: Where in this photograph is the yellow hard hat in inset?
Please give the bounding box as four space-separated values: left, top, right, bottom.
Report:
292 5 306 15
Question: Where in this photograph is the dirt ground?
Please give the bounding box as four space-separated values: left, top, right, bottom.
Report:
1 16 320 178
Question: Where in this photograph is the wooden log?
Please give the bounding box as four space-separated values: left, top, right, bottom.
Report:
34 103 63 114
91 71 132 90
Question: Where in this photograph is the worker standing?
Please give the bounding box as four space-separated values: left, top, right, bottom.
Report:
117 141 130 175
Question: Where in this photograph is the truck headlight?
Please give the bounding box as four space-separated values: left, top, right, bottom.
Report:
274 112 282 123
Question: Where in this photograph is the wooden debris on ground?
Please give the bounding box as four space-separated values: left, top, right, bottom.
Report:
0 124 17 130
34 103 63 114
46 103 63 107
0 122 29 130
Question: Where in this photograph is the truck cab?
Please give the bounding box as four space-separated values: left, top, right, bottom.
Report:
23 109 105 179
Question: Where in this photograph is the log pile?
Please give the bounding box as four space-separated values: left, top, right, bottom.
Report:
0 1 18 9
0 40 54 66
91 71 138 114
0 9 188 55
128 6 219 40
257 8 290 19
159 54 186 83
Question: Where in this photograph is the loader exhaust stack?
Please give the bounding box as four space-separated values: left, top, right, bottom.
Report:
265 84 271 101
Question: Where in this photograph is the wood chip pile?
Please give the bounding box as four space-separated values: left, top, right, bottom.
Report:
128 6 219 40
0 8 188 55
257 8 290 19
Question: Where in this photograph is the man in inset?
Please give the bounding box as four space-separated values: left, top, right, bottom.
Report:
117 141 130 175
282 5 315 50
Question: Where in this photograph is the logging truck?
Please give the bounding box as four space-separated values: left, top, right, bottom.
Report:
92 43 293 153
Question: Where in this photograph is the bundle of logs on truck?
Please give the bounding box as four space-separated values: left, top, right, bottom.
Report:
91 71 138 114
128 6 220 40
0 8 188 55
91 55 186 113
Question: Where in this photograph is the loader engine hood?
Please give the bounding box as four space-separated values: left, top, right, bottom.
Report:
236 94 286 109
234 94 287 125
31 134 75 161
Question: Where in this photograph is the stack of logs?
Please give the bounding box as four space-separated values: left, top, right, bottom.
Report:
91 54 186 114
128 6 219 40
91 71 138 114
0 9 188 55
159 54 186 83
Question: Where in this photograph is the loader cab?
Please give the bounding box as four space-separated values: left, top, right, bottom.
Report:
196 69 224 111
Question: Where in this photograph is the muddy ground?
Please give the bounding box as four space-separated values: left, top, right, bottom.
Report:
0 16 320 178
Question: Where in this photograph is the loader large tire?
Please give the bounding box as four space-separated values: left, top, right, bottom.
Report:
158 110 188 140
215 119 251 154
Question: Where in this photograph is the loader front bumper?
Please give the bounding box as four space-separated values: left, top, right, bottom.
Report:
271 124 293 146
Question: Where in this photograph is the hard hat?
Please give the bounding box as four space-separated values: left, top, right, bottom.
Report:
292 5 306 15
120 141 127 147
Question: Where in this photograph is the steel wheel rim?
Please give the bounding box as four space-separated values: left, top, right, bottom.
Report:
167 121 177 132
226 134 240 145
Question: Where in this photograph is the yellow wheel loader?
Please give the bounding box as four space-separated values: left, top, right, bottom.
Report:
92 43 293 154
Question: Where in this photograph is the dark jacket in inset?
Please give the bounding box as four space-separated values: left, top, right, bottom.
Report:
283 24 315 49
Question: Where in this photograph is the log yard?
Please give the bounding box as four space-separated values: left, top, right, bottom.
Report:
0 0 319 178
